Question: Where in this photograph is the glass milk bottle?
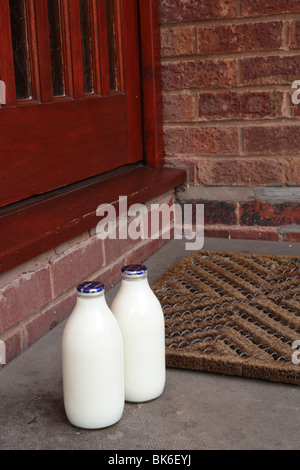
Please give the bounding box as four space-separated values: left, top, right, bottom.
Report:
62 281 124 429
110 265 166 402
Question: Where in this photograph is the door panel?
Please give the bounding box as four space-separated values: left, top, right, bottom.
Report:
0 95 128 206
0 0 143 208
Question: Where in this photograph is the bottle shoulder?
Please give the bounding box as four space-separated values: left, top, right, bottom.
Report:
113 284 158 300
111 286 163 317
64 301 121 335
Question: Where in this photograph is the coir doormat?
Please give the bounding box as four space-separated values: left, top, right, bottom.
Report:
151 251 300 385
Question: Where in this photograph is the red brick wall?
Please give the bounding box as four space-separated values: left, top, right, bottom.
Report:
159 0 300 242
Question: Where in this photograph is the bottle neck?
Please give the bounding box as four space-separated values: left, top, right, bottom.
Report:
121 274 150 288
76 292 107 307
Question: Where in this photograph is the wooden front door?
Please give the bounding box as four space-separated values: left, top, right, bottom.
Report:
0 0 143 208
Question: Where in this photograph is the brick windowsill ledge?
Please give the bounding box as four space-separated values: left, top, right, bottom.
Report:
0 164 186 275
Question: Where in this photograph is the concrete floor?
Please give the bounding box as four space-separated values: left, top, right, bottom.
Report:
0 237 299 450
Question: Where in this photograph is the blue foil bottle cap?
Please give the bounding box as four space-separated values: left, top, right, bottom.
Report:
76 281 105 296
121 264 148 279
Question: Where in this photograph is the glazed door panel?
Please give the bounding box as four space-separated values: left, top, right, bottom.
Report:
0 0 143 207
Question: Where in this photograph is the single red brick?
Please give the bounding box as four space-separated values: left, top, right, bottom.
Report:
198 92 240 119
163 93 195 122
196 158 284 186
242 0 300 17
0 266 52 332
240 200 300 227
50 236 105 297
159 0 238 24
290 20 300 49
164 126 239 155
160 26 194 57
197 22 283 55
161 59 237 91
241 56 300 86
204 228 231 239
184 200 237 224
244 126 300 155
198 91 284 120
205 201 238 224
240 92 284 119
283 232 300 242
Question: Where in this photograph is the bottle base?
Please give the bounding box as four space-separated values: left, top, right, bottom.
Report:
65 407 124 430
67 415 123 430
125 388 164 404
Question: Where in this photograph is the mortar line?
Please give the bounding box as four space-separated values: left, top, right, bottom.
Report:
163 118 300 128
159 12 300 29
160 48 300 64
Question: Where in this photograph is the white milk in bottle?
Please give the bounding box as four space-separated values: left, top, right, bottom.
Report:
62 281 124 429
110 265 166 402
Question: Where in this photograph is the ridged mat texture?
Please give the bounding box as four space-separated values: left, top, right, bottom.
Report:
151 251 300 385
